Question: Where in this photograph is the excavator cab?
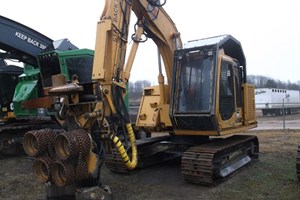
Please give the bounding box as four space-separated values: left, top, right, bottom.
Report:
170 35 257 136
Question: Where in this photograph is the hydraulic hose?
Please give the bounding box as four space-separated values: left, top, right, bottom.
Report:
111 123 137 170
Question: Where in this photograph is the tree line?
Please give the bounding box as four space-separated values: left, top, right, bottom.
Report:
247 75 300 90
128 76 300 101
128 80 151 101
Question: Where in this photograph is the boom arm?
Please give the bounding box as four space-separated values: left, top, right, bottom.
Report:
92 0 182 83
92 0 182 113
92 0 132 83
90 0 182 170
131 0 182 85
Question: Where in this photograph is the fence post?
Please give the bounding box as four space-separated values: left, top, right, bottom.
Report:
282 98 285 131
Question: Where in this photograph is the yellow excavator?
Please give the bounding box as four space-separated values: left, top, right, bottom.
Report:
23 0 258 199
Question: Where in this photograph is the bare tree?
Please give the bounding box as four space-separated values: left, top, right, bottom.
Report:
248 75 300 90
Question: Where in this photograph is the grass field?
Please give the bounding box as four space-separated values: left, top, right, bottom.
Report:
1 129 300 199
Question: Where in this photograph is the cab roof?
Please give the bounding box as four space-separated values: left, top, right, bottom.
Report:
184 34 246 67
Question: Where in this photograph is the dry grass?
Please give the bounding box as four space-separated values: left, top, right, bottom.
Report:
1 129 300 199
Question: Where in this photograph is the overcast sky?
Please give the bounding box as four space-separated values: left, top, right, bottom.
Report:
1 0 300 83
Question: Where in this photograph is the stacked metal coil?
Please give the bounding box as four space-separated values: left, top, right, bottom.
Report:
52 129 91 186
23 129 56 157
23 128 92 187
33 156 53 183
55 129 91 160
51 160 76 187
23 129 57 183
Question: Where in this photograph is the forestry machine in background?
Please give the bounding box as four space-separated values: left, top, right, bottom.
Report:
0 15 59 155
0 15 92 156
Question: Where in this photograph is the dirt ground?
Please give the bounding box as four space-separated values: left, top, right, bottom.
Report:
1 113 300 200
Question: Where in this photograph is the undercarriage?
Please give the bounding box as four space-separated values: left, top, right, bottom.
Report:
104 134 259 185
181 135 259 185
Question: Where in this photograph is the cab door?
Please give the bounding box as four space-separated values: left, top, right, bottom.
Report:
218 57 244 129
219 59 235 121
